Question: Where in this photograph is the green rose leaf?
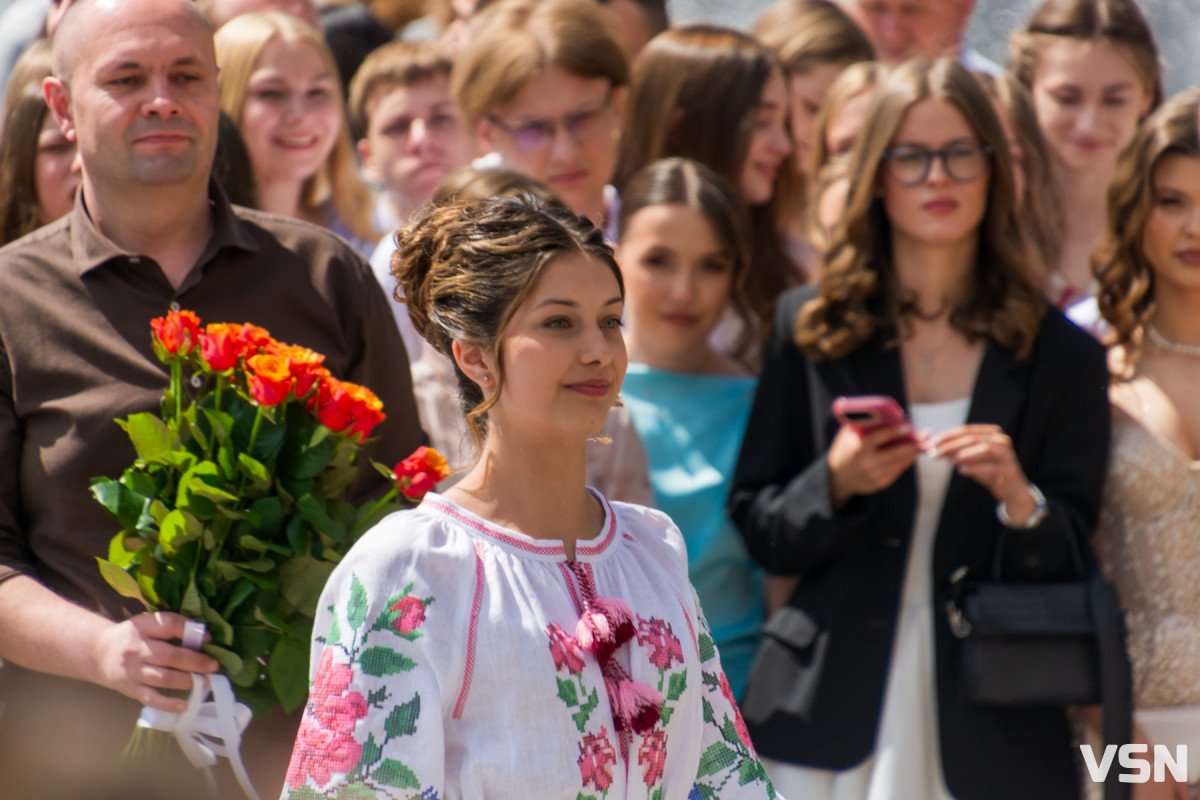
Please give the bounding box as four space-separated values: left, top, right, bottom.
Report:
181 580 203 617
359 647 416 677
280 556 336 618
296 495 346 542
269 634 310 712
96 558 151 610
90 478 151 531
372 759 419 790
117 412 179 463
237 453 273 493
159 509 199 558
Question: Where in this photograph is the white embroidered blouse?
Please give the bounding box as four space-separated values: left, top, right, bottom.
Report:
281 491 779 800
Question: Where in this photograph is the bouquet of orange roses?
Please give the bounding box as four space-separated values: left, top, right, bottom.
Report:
90 310 448 795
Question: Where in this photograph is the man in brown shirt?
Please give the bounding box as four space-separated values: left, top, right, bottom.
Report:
0 0 423 796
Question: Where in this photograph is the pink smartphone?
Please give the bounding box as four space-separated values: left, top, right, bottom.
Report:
831 395 919 447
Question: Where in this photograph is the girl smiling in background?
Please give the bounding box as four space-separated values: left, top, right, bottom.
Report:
616 158 764 699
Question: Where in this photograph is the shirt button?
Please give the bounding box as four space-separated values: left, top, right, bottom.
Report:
191 375 204 389
129 256 141 264
169 301 181 312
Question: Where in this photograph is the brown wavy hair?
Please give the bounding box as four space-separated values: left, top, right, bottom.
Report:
615 24 800 351
796 58 1045 361
973 70 1062 284
1095 88 1200 356
393 195 623 451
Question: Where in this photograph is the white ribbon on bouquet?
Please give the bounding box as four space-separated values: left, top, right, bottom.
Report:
135 621 262 800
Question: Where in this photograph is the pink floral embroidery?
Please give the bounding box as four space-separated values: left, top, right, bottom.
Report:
390 595 427 635
636 616 685 670
547 622 586 674
285 648 369 789
637 728 668 786
577 727 618 791
719 671 756 755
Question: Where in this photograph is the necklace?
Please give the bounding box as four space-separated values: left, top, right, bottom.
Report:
1147 323 1200 357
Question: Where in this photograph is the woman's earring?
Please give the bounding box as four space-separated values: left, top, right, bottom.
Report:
480 374 490 383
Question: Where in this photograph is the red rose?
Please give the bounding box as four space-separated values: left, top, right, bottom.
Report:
389 595 427 635
343 382 386 441
309 377 357 433
245 353 295 406
237 323 275 354
150 310 201 356
393 446 451 499
200 323 245 372
275 344 327 398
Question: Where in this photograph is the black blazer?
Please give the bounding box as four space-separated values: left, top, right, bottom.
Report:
729 285 1110 799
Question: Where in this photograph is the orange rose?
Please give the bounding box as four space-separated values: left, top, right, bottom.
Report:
150 310 201 356
200 323 246 372
238 324 276 355
276 344 328 398
343 382 386 441
245 353 295 406
393 446 450 499
310 378 386 440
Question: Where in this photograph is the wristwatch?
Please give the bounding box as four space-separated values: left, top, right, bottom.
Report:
996 483 1048 529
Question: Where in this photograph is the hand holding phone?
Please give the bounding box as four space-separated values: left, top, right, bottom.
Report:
832 395 921 449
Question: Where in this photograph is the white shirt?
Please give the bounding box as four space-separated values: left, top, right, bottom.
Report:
282 492 778 799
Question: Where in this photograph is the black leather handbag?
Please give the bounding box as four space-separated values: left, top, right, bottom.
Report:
945 531 1132 798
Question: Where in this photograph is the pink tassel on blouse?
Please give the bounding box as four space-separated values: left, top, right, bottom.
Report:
576 596 635 660
606 674 662 735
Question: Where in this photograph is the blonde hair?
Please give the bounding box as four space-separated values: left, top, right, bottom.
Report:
798 58 1045 361
1095 88 1200 358
451 0 629 127
215 12 377 243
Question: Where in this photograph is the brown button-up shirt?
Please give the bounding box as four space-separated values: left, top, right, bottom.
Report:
0 187 424 620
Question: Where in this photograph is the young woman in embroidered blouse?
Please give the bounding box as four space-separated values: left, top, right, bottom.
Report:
281 194 778 799
1090 87 1200 799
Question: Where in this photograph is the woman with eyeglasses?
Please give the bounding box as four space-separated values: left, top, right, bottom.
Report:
728 58 1109 800
451 0 628 232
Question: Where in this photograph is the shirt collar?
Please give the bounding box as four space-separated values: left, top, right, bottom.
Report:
69 180 261 278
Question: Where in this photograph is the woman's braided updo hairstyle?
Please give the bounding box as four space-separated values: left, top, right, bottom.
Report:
392 194 623 450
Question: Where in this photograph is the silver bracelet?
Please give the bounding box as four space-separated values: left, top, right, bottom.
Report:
996 483 1048 529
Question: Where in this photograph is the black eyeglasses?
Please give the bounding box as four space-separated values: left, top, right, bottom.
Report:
880 143 993 187
486 89 614 153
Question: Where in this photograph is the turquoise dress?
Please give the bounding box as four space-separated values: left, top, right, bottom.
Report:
620 362 764 698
